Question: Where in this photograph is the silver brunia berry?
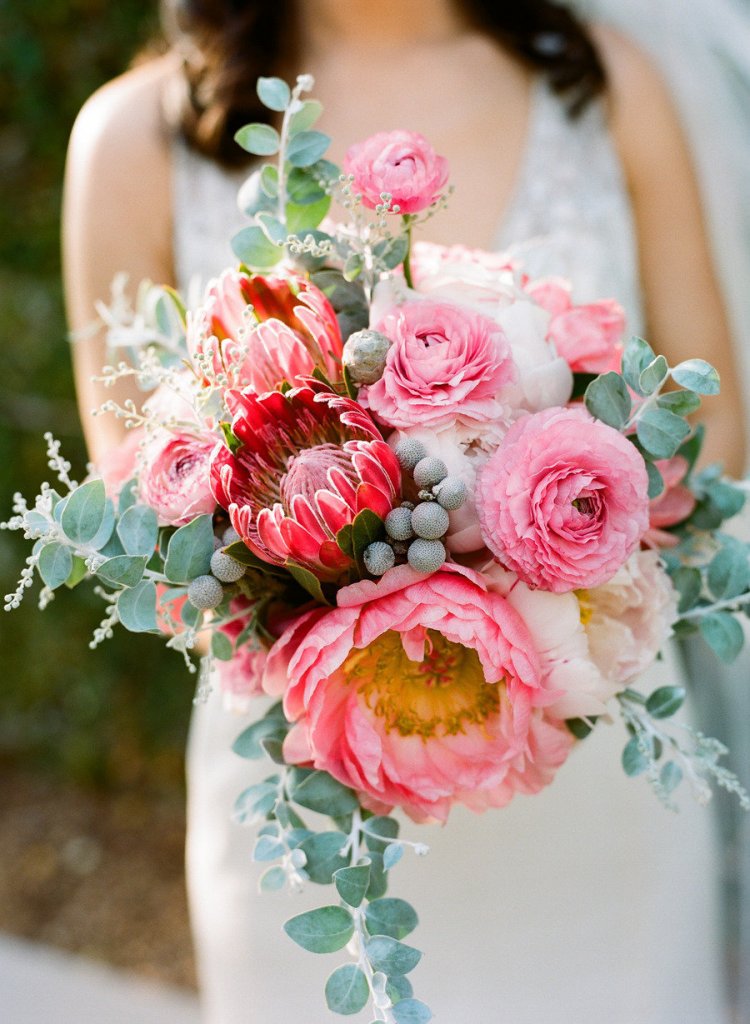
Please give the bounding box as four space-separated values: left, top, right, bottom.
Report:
187 574 225 610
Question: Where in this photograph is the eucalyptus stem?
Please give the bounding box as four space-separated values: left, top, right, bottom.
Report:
679 589 750 620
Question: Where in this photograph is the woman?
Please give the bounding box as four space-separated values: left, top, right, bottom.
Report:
62 1 745 1021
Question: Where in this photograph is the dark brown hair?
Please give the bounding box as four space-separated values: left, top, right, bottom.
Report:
163 0 605 166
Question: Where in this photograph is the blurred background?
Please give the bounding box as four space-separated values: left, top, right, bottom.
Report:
0 0 195 989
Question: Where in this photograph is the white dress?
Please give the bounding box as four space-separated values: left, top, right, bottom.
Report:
175 79 726 1024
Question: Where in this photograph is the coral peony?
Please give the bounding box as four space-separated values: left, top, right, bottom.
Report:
187 269 343 390
139 429 216 526
361 299 516 430
344 131 449 214
210 386 401 580
263 564 572 822
477 407 649 593
526 277 625 375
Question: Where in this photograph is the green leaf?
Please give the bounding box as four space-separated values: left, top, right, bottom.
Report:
636 408 691 460
333 864 371 908
90 498 115 550
583 372 632 429
260 163 279 198
60 479 107 546
287 166 329 206
621 337 655 395
231 226 283 270
365 898 418 940
256 76 290 112
286 195 331 234
237 170 277 217
646 460 665 500
297 832 349 884
672 566 703 613
290 770 359 816
118 479 138 515
211 630 234 661
219 421 243 455
290 99 324 134
257 211 288 245
325 963 369 1015
336 524 354 558
373 235 410 271
660 761 683 795
383 843 404 871
117 505 158 558
645 686 685 719
671 359 720 395
392 999 433 1024
287 130 331 168
164 515 215 583
116 580 158 632
259 866 287 893
678 424 704 474
708 481 746 521
283 905 354 954
310 270 367 312
234 781 279 823
224 541 285 575
64 555 89 589
234 122 280 156
254 835 286 862
621 736 649 777
707 540 750 600
38 542 73 590
285 560 331 604
232 716 288 760
95 555 148 589
365 936 422 975
351 509 385 567
566 717 596 740
343 253 364 282
365 851 389 900
387 975 414 1002
657 390 701 417
363 815 400 853
639 355 669 396
700 612 745 663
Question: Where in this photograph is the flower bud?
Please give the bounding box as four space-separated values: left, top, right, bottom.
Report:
364 541 396 576
342 329 391 385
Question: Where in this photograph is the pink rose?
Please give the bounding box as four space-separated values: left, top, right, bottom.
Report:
476 408 650 593
263 564 571 823
526 278 625 375
216 597 268 712
139 429 217 526
644 456 696 549
583 551 678 685
361 300 516 429
344 131 449 214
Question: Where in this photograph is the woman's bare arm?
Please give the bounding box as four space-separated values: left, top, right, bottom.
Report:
597 27 746 476
62 54 177 462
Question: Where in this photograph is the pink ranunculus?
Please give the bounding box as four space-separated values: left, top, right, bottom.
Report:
343 131 449 215
476 407 650 593
526 277 625 375
644 456 696 549
139 429 217 526
215 597 268 712
360 300 516 430
263 564 572 823
583 550 678 686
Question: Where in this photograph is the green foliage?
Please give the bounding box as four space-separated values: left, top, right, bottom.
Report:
583 372 631 428
256 77 291 112
325 964 370 1015
289 769 360 816
231 225 282 270
60 479 107 545
234 123 281 156
163 514 214 583
297 832 350 884
365 898 418 940
392 999 433 1024
117 504 158 557
287 131 331 168
700 612 745 663
37 541 73 589
116 579 158 633
364 936 421 975
645 686 686 720
333 864 371 908
283 906 354 954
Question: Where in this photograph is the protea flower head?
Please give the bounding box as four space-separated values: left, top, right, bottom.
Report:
210 386 403 580
187 269 343 391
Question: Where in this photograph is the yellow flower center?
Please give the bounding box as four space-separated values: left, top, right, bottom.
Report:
577 589 593 626
341 630 500 741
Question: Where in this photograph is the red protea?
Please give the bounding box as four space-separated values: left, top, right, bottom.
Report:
210 387 402 580
187 269 343 390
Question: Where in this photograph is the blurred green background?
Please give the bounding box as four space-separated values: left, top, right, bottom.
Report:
0 1 192 792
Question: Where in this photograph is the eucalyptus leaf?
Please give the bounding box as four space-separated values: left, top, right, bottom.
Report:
657 390 701 416
645 686 686 719
117 505 158 558
638 355 669 396
116 579 158 633
164 514 215 583
290 770 359 816
260 163 279 197
237 169 277 217
231 225 283 270
283 905 354 954
287 166 329 206
256 76 290 112
583 372 631 429
257 212 288 245
234 781 279 824
646 461 665 500
211 630 234 661
95 554 148 589
286 195 331 234
289 98 324 134
621 736 649 777
234 122 280 156
64 555 89 589
707 540 750 600
118 479 138 514
365 851 388 900
259 866 287 893
365 898 418 941
636 408 691 460
392 998 433 1024
671 566 703 613
660 761 683 795
60 479 107 546
38 542 73 590
671 359 720 395
363 815 400 853
325 964 370 1015
297 832 349 884
621 337 656 395
287 130 331 168
365 936 422 976
343 253 364 282
232 715 288 760
90 498 115 550
254 835 286 862
333 864 371 908
700 612 745 663
383 843 404 871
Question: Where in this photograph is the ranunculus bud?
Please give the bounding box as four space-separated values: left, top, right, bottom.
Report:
342 329 391 385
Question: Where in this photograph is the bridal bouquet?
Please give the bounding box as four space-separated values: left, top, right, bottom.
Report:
5 75 750 1022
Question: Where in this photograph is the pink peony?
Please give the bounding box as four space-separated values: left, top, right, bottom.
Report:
263 564 572 823
215 597 268 712
526 278 625 375
186 269 343 391
343 131 449 214
139 429 217 526
583 550 678 685
476 408 650 593
645 456 696 549
361 300 516 430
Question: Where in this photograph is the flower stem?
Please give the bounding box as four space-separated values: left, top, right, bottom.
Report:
402 216 414 289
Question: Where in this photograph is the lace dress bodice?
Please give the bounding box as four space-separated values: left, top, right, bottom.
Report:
172 79 644 333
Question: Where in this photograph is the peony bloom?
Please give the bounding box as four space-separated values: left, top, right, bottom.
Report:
582 550 678 686
263 564 572 823
526 277 625 375
139 428 216 526
186 269 343 390
361 299 517 430
215 597 268 712
210 386 402 580
344 131 449 214
476 407 650 593
645 456 696 549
